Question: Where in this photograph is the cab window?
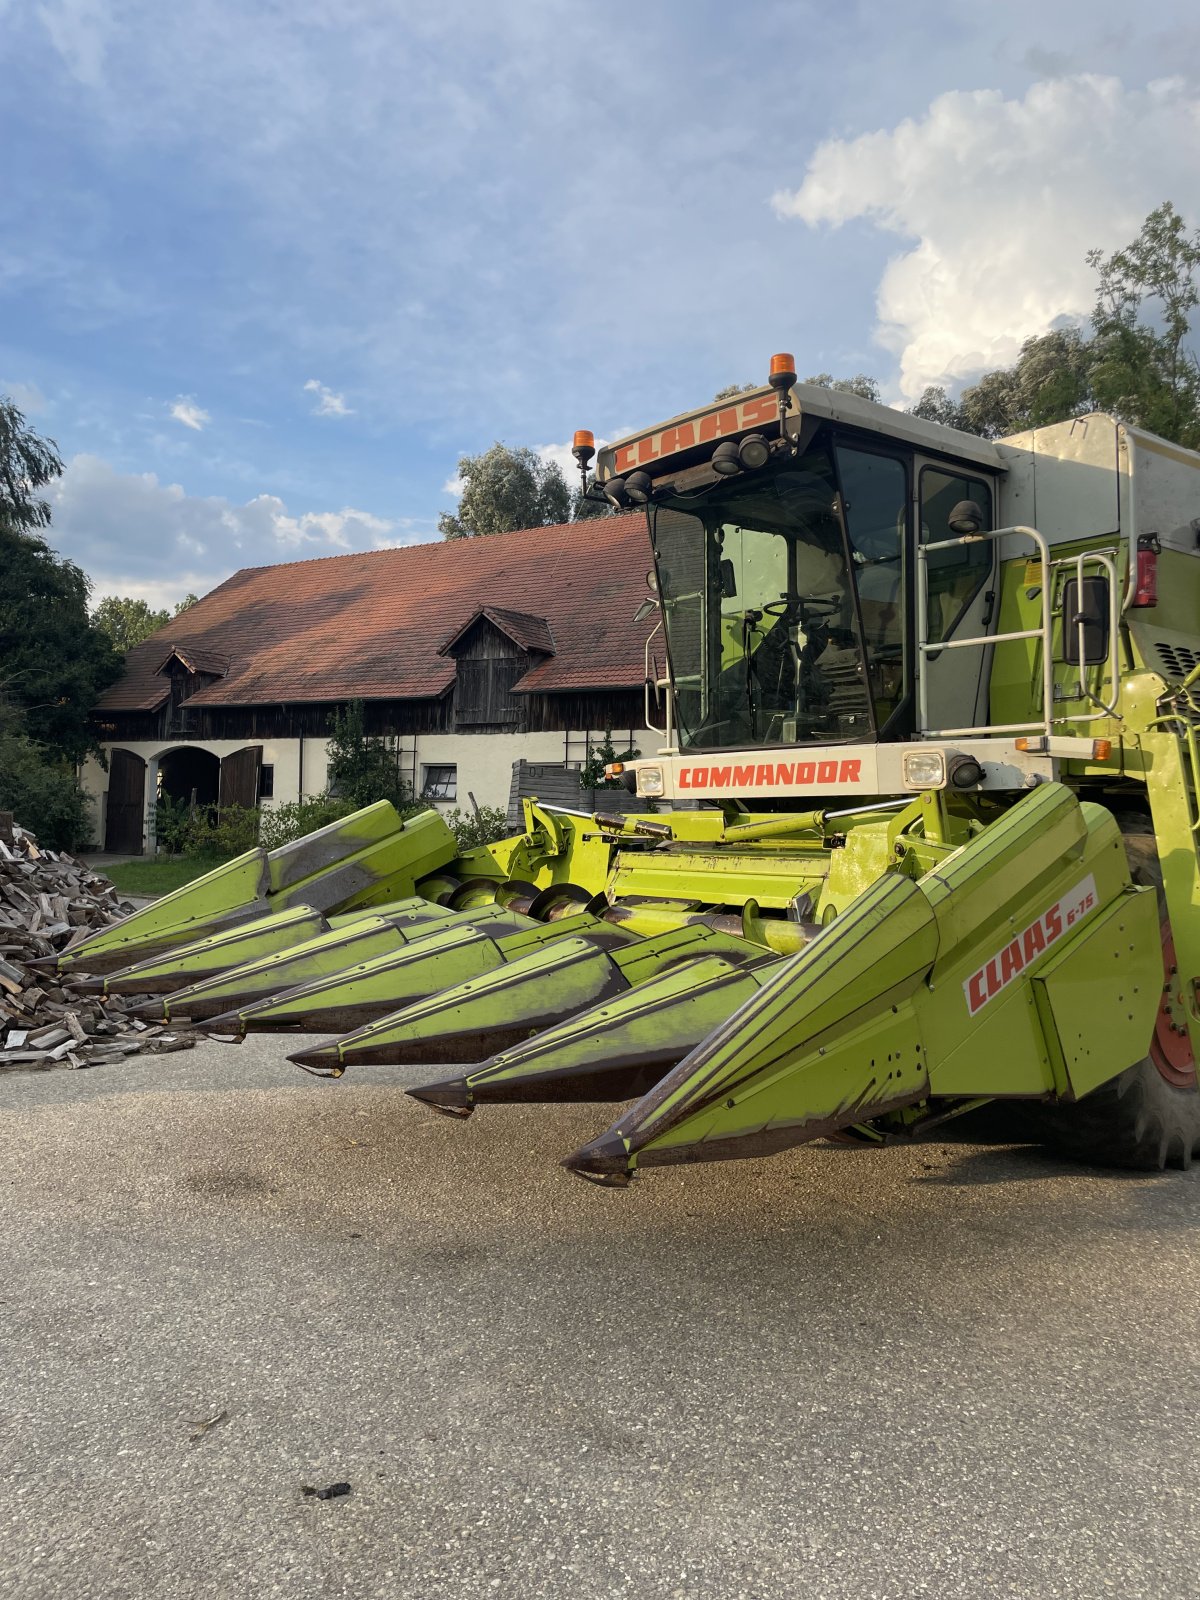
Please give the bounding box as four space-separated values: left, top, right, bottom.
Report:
920 468 994 644
836 447 907 728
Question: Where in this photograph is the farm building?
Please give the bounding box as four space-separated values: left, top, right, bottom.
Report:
86 514 660 854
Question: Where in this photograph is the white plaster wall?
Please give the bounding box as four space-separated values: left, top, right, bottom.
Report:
92 738 314 852
79 754 108 849
412 733 567 813
90 726 658 850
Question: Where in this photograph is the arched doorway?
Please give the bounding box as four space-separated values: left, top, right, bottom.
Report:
158 746 221 809
104 749 147 855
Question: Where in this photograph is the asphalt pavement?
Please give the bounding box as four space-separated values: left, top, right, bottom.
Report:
2 1036 1198 1599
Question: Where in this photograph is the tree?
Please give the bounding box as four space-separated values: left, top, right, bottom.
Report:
324 699 414 811
93 592 201 652
713 383 757 400
0 398 62 533
571 486 612 521
93 596 170 651
909 204 1200 447
804 372 881 403
439 443 572 539
1088 201 1200 448
0 398 122 768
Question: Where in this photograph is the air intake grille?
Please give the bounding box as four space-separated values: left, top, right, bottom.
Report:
1155 643 1200 679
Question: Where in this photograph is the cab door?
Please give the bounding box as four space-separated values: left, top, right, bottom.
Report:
914 461 998 733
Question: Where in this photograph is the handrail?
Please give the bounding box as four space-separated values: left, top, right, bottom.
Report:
643 620 668 739
916 525 1122 738
917 525 1053 738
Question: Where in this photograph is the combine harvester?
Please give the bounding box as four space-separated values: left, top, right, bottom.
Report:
56 358 1200 1185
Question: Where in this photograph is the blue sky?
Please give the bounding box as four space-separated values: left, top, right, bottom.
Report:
2 0 1197 605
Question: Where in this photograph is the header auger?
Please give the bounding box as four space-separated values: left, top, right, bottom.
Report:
62 361 1200 1185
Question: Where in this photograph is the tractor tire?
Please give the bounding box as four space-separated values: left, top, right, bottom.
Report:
1019 814 1200 1171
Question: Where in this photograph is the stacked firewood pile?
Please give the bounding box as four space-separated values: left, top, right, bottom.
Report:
0 813 195 1072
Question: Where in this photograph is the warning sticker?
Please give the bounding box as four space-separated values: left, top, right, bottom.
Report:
963 875 1098 1016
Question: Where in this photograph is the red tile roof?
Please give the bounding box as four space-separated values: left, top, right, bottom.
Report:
96 514 656 711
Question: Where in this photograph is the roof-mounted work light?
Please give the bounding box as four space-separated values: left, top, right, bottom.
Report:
768 352 797 447
624 471 654 505
572 429 597 498
738 433 770 470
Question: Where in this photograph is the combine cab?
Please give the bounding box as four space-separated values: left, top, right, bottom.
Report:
58 360 1200 1186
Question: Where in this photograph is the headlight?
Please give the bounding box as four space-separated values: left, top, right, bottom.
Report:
902 750 946 789
637 765 664 797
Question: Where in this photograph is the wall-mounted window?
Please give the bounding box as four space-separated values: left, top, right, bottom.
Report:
422 764 457 801
258 764 275 799
563 729 641 770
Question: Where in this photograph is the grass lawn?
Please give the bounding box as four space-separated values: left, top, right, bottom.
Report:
105 857 230 898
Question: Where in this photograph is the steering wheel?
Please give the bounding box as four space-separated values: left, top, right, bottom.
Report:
762 595 841 619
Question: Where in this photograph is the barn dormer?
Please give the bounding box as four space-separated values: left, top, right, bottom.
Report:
438 607 555 730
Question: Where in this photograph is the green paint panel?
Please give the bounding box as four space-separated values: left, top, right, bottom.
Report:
100 904 329 995
565 785 1165 1182
313 922 769 1072
409 952 776 1112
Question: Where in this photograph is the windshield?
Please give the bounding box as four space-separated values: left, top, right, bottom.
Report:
650 441 892 750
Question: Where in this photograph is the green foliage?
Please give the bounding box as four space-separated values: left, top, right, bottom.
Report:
579 729 640 791
93 593 199 652
439 442 573 539
0 403 122 765
804 372 881 403
571 486 614 520
443 805 513 853
153 793 193 856
153 799 261 860
325 700 414 810
0 397 63 534
713 382 758 400
93 595 171 651
0 731 91 850
1088 201 1200 448
909 204 1200 448
257 795 356 852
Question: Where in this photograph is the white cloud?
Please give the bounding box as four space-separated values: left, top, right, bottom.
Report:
303 378 353 417
533 433 627 485
441 472 464 498
773 75 1200 399
1 377 47 413
169 395 210 431
48 453 432 604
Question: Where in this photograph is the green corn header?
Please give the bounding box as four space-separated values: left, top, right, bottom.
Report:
56 361 1200 1186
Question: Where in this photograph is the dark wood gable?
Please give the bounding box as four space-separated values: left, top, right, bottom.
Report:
441 612 552 731
158 646 230 737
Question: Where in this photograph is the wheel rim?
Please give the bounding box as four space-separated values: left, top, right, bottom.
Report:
1150 918 1197 1089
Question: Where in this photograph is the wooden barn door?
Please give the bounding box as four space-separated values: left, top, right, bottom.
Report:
219 746 262 810
104 749 146 855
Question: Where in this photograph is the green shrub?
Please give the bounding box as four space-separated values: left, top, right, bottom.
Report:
194 803 260 858
443 804 513 854
153 793 192 856
0 733 91 850
578 729 640 791
258 795 356 851
153 801 261 860
326 700 415 810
